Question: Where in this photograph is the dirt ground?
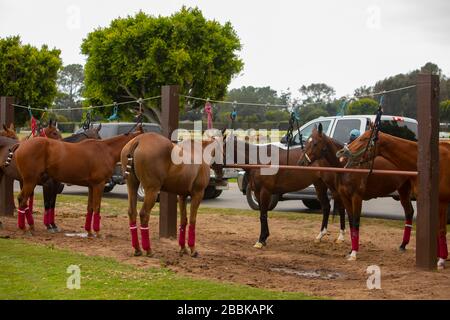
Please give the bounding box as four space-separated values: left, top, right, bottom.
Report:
1 207 449 300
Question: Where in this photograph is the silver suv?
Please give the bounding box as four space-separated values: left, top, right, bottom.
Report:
75 122 233 200
237 115 418 210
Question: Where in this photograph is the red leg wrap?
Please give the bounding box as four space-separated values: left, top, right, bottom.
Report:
129 223 140 250
188 224 196 248
85 211 93 232
25 208 34 226
44 209 50 226
438 235 448 260
93 212 101 232
49 208 55 225
350 227 359 252
179 224 186 248
140 225 150 251
18 207 26 229
401 220 413 247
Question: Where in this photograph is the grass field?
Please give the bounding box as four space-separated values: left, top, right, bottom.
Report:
0 239 316 300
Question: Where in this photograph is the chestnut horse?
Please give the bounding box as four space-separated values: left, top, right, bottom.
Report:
222 132 346 248
345 131 450 269
0 122 101 232
120 132 222 257
299 124 414 261
12 125 143 236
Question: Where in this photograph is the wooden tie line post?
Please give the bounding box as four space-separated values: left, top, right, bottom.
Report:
0 96 15 217
159 85 179 238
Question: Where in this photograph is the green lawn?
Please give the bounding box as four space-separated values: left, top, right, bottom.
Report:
0 239 317 300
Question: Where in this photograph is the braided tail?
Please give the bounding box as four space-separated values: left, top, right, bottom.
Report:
122 140 140 180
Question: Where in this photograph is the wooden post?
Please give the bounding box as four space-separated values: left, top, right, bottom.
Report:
0 96 15 216
416 74 440 269
159 85 179 238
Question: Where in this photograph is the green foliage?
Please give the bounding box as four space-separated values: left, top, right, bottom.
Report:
300 106 329 123
299 83 335 104
265 109 290 122
0 36 62 125
440 100 450 122
81 7 243 123
347 98 379 115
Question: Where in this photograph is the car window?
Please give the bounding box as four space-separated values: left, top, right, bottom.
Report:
380 120 418 141
292 120 332 145
332 119 362 144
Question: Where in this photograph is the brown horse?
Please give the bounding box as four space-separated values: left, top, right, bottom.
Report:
222 132 346 248
12 124 143 236
120 133 222 257
1 124 17 139
345 130 450 269
299 124 414 261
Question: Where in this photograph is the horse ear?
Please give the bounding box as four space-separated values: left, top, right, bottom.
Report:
9 123 15 131
3 124 7 131
96 123 102 132
318 123 323 135
48 119 53 127
369 121 375 130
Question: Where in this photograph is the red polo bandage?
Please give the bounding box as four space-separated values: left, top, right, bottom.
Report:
93 213 101 232
188 224 196 248
350 228 359 252
129 223 140 251
140 225 150 251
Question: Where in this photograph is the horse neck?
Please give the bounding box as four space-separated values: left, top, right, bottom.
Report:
376 133 418 171
324 137 344 167
104 134 136 161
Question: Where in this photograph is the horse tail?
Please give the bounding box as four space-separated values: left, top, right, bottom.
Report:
122 139 140 181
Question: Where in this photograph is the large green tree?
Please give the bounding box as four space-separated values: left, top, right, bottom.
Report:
0 36 62 125
54 64 84 122
440 100 450 123
81 7 243 123
347 98 379 115
299 83 336 104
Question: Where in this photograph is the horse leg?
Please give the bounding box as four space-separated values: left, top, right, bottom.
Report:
187 191 204 257
314 182 330 242
334 197 346 243
138 188 158 257
85 186 94 236
178 195 188 256
49 183 60 232
17 182 37 233
125 171 141 255
398 182 414 251
91 183 104 237
437 202 448 270
254 188 271 249
348 194 363 261
43 183 54 232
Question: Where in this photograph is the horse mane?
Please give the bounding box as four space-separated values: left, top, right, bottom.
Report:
0 135 18 147
63 131 87 143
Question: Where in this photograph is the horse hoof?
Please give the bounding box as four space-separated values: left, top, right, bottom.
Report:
51 224 60 233
145 250 153 257
87 232 95 238
253 242 264 249
347 251 357 261
134 250 143 257
190 251 199 258
437 258 446 270
47 227 55 234
179 247 188 256
399 245 406 252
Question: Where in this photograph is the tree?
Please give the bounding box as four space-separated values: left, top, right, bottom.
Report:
54 64 84 122
298 83 335 104
0 36 62 125
347 98 379 115
81 7 243 123
440 100 450 123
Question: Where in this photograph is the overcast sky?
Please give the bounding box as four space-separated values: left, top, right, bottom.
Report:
1 0 449 97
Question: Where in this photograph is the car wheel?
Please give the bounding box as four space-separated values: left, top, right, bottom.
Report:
245 185 278 211
203 186 222 199
104 183 115 193
302 199 322 210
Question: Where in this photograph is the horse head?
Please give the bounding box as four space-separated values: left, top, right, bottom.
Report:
336 129 378 167
84 123 102 139
298 123 326 166
1 123 18 140
42 119 63 140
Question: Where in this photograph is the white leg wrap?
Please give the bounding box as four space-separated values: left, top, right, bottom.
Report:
437 258 446 270
348 250 357 261
336 229 345 243
315 228 327 241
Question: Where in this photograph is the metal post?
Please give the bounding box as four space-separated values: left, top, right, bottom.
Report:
159 85 179 238
0 96 15 216
416 74 440 269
